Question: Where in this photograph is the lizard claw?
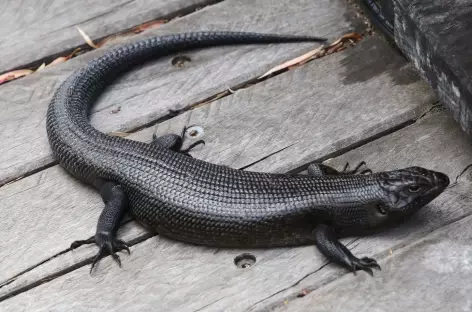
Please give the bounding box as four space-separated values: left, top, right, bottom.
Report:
349 256 381 276
90 232 130 273
70 233 130 274
181 140 205 156
70 236 95 249
342 161 372 175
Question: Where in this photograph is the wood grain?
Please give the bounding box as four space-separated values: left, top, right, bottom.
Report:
242 111 472 311
0 38 462 309
274 211 472 312
2 111 472 311
0 0 219 74
0 0 360 186
150 36 435 174
3 35 415 291
323 109 472 182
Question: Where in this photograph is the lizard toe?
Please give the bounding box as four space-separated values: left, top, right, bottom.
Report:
349 256 381 276
72 232 131 274
359 256 381 270
70 236 95 249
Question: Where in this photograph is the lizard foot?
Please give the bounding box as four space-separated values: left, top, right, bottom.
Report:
181 139 205 155
151 126 205 157
71 233 130 274
179 125 205 156
342 161 372 175
313 224 381 276
348 256 381 276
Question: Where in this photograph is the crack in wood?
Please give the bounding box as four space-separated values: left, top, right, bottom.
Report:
248 180 472 311
0 232 155 303
0 32 352 188
285 101 441 176
192 295 231 312
0 0 225 78
0 161 58 189
254 179 472 311
239 144 295 171
244 238 360 312
453 164 472 184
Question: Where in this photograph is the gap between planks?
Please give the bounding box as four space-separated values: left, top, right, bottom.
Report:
246 110 472 311
0 0 364 187
0 0 225 77
0 32 351 190
2 110 472 311
272 204 472 312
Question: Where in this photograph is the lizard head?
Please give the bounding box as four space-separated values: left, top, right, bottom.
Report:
372 166 449 225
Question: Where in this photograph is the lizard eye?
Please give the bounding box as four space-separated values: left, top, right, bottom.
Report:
409 185 421 192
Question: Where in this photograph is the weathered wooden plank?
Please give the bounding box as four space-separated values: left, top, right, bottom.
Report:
149 36 435 174
0 38 454 307
274 210 472 312
3 111 472 311
0 0 219 74
394 0 472 138
323 108 472 179
0 0 357 186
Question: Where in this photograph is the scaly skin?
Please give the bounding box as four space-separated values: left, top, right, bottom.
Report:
45 31 449 275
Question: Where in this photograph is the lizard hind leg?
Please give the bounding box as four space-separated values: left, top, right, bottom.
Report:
70 181 130 274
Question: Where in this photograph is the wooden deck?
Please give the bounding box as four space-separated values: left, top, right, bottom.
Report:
1 0 471 311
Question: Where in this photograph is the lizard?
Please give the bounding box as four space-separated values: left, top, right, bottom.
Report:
45 31 450 275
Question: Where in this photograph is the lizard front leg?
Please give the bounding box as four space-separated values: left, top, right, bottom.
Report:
152 126 204 156
313 224 380 276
